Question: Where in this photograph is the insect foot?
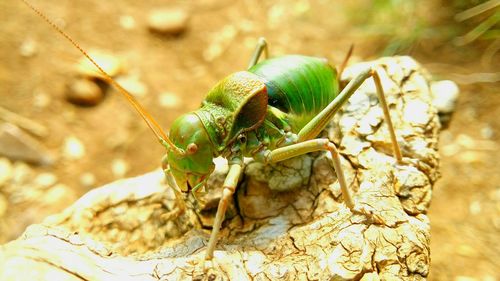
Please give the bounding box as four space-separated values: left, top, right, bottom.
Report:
0 56 449 280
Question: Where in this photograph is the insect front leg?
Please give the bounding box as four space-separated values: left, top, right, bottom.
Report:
247 37 269 68
204 162 244 263
161 155 186 219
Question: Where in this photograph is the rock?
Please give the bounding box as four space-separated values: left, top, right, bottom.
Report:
0 56 441 280
431 80 459 114
76 52 124 79
0 158 13 187
158 92 181 108
62 136 85 160
66 78 104 106
0 123 55 166
147 8 189 36
431 80 459 128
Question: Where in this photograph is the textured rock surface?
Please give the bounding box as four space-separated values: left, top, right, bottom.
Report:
0 57 449 280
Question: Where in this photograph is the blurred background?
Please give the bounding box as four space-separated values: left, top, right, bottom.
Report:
0 0 498 279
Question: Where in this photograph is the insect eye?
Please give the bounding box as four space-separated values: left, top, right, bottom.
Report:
186 143 198 154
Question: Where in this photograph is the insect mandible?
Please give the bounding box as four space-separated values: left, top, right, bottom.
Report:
22 0 403 264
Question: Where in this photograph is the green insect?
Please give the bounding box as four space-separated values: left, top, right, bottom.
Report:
23 1 403 264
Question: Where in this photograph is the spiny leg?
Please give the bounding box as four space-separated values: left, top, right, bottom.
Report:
247 37 269 69
268 138 354 208
371 68 402 162
297 66 402 163
267 139 382 222
205 162 244 262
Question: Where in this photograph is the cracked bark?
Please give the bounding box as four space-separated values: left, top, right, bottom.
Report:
0 57 450 281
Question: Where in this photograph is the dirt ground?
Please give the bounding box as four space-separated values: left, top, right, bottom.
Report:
0 0 499 280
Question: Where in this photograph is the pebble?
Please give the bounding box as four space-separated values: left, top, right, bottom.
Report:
147 8 189 36
12 161 34 186
43 184 70 205
19 38 38 57
111 158 129 178
158 92 181 108
0 158 13 187
63 136 86 160
33 89 51 109
469 200 482 215
33 172 58 189
115 76 148 98
66 78 104 106
76 52 124 79
430 80 459 114
119 15 136 30
480 125 494 139
79 172 96 188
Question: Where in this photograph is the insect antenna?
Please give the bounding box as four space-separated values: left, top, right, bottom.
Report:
21 0 185 155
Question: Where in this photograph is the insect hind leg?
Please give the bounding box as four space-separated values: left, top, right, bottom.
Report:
297 66 403 164
247 37 269 69
267 139 384 223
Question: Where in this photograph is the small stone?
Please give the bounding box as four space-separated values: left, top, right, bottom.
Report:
19 38 38 57
12 161 34 186
33 89 51 109
66 78 104 106
147 8 189 36
33 172 58 189
0 158 13 187
43 184 70 205
158 92 181 108
63 136 85 160
34 173 57 188
111 158 129 178
469 200 481 215
119 15 136 30
76 51 124 79
481 125 494 139
431 80 459 114
115 76 148 98
79 172 96 188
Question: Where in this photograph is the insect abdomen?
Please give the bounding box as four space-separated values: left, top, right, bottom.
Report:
249 55 339 131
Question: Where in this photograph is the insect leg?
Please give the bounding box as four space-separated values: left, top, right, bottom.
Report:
247 37 269 69
205 162 244 261
267 139 354 209
162 156 186 218
371 68 403 162
297 67 402 163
